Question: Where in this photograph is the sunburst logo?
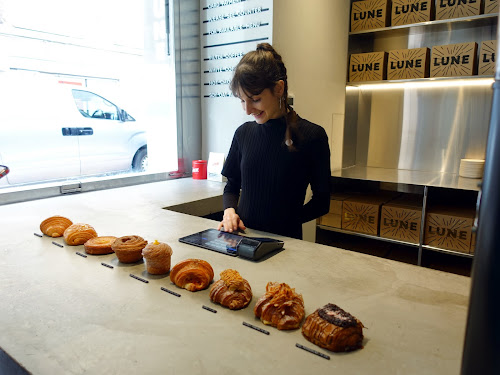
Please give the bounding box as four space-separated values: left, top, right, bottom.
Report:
351 0 388 32
478 40 496 76
436 0 481 20
388 48 429 79
485 0 499 14
391 0 432 26
430 42 477 77
349 52 387 82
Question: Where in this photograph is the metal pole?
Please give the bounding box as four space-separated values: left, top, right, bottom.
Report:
460 77 500 374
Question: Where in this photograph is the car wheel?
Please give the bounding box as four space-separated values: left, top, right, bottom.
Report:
132 147 148 172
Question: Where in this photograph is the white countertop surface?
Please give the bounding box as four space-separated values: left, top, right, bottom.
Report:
0 178 471 374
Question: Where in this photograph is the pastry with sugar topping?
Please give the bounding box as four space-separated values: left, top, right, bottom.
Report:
254 282 305 330
209 269 252 310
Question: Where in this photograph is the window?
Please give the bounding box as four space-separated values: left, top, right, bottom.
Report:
0 0 177 194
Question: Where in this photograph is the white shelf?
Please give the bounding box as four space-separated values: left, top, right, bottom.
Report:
346 75 494 88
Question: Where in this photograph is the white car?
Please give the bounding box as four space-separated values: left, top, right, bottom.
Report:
0 75 147 186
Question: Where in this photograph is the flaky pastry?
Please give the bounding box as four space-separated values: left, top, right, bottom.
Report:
40 216 73 237
170 259 214 291
111 235 148 263
301 303 364 352
254 282 305 330
209 269 252 310
84 236 117 255
63 223 98 245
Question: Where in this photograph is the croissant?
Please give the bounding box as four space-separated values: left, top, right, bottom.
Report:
40 216 73 237
301 303 364 352
111 235 148 263
254 282 305 330
170 259 214 291
84 236 117 255
63 223 97 245
209 269 252 310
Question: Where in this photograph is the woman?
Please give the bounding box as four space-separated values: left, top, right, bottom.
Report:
217 43 331 240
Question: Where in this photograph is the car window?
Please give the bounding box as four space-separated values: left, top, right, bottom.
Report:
72 89 119 120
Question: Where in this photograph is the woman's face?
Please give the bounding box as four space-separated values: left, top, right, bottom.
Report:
237 81 285 124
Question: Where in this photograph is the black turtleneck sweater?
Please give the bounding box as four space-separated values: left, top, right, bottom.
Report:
221 115 331 239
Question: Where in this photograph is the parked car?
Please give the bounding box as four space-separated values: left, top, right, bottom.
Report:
0 74 147 186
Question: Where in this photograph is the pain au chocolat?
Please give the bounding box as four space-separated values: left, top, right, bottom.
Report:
170 259 214 292
209 269 252 310
301 303 364 352
254 282 305 330
40 215 73 237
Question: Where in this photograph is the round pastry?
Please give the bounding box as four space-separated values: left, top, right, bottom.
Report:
40 216 73 237
170 258 214 291
111 235 148 263
301 303 364 352
84 236 117 255
254 282 305 330
63 223 98 245
209 269 252 310
142 240 173 275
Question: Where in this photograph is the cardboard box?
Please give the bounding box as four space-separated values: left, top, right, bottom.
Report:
319 193 354 228
342 192 400 235
380 195 422 244
349 51 388 82
478 40 496 76
391 0 433 26
387 47 430 79
351 0 391 32
484 0 499 14
435 0 482 20
424 206 475 253
430 42 478 77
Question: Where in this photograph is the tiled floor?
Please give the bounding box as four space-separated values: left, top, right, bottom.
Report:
316 228 472 277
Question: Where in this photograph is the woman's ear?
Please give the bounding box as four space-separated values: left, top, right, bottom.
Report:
274 80 285 97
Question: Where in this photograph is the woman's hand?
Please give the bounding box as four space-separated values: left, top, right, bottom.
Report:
217 208 246 233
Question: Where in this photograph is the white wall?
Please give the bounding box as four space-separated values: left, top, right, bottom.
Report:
272 0 350 172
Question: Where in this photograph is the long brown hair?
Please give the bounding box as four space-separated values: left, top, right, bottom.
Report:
230 43 298 150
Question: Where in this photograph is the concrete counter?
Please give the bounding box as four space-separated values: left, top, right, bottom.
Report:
0 178 470 374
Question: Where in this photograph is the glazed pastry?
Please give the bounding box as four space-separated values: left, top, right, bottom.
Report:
209 269 252 310
84 236 117 255
142 240 173 275
254 282 305 330
40 216 73 237
301 303 364 352
63 223 97 245
170 259 214 291
111 235 148 263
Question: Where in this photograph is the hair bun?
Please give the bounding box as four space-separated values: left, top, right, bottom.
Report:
256 43 274 52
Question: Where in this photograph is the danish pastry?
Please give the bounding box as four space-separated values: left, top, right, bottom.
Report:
254 282 305 330
170 259 214 291
84 236 117 255
142 240 173 274
209 269 252 310
301 303 364 352
111 235 148 263
63 223 97 245
40 216 73 237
